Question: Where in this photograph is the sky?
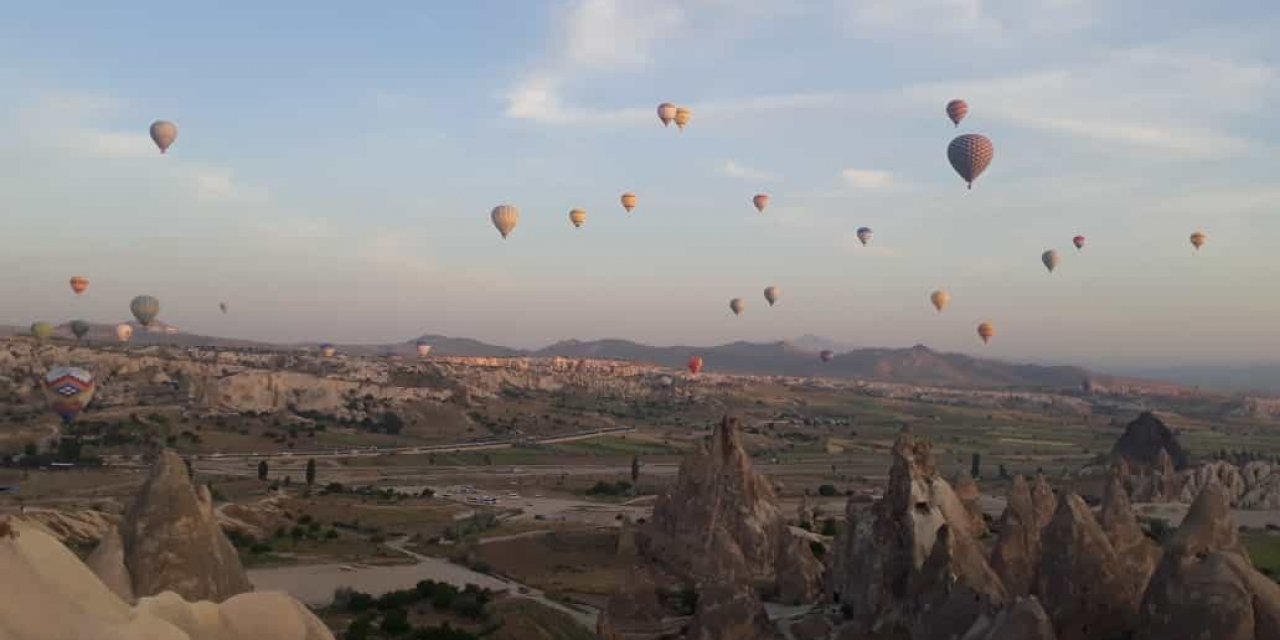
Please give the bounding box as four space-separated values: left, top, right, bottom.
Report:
0 0 1277 370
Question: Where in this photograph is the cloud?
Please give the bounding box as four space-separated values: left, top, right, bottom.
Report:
721 160 779 181
837 0 1095 41
841 169 896 190
899 46 1275 159
558 0 685 71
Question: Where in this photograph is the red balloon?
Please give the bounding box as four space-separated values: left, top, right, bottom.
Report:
947 134 994 189
946 99 968 126
687 356 704 375
1073 235 1086 250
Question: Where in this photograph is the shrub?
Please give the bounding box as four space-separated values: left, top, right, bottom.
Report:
817 484 838 497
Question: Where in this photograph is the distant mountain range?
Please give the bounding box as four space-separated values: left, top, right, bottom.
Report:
1 323 1155 392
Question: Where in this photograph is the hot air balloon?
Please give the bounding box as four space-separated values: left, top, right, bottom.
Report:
30 322 54 340
820 350 834 363
657 103 677 127
42 366 95 424
219 302 228 314
69 320 90 341
569 209 587 228
491 204 519 239
946 99 969 127
416 340 432 358
753 194 770 213
947 134 994 189
69 276 89 296
149 120 178 154
620 193 637 213
764 286 780 307
1042 250 1060 273
674 107 691 131
729 298 745 316
1190 231 1207 251
977 322 995 344
115 324 133 343
320 344 337 358
930 290 951 313
130 295 160 327
1073 235 1086 251
856 227 873 246
687 356 704 375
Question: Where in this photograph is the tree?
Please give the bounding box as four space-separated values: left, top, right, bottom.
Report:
630 455 640 484
305 458 316 487
970 452 982 479
257 460 268 481
22 442 36 458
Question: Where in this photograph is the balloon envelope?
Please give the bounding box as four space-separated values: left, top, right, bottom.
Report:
42 366 95 424
687 356 704 375
491 204 520 239
320 344 337 358
753 194 770 213
930 290 951 313
69 320 90 340
977 322 995 344
219 302 228 314
130 295 160 327
820 350 834 363
1073 235 1086 250
764 286 780 306
149 120 178 154
620 193 637 212
674 107 691 131
947 134 994 189
856 227 873 246
115 324 133 343
30 322 54 340
417 343 432 358
569 209 587 228
69 276 89 296
1042 250 1060 273
946 99 969 126
1190 231 1207 250
657 103 676 127
729 298 745 316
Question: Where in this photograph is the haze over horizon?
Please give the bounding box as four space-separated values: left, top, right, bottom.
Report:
1 0 1276 370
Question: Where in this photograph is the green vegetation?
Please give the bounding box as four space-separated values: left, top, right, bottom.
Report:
586 480 633 497
331 581 495 640
1244 533 1280 581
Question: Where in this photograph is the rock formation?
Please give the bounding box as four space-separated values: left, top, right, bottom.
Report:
1112 411 1188 471
87 525 136 603
1176 459 1280 509
828 427 1005 638
959 597 1057 640
1099 461 1160 588
640 415 822 603
685 531 782 640
1137 482 1280 640
91 450 252 603
0 520 333 640
952 472 988 538
1030 474 1057 532
1034 494 1143 640
596 565 666 640
989 476 1043 597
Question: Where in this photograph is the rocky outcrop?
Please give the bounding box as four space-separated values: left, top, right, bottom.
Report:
1100 462 1160 589
1030 474 1057 532
828 428 1005 638
616 515 637 557
1034 494 1143 640
1176 459 1280 509
1137 482 1280 640
0 521 333 640
101 450 252 603
686 532 782 640
1126 448 1178 502
959 596 1057 640
640 415 822 603
596 565 666 640
1112 411 1188 471
990 476 1043 597
911 523 1007 640
952 472 988 538
87 525 136 603
16 506 118 546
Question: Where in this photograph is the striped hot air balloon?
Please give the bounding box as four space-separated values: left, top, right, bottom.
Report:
947 134 994 189
42 366 95 424
569 209 587 228
69 276 89 296
946 99 969 126
687 356 704 375
657 103 677 127
130 295 160 327
620 193 638 213
491 204 519 239
977 322 996 344
150 120 178 154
